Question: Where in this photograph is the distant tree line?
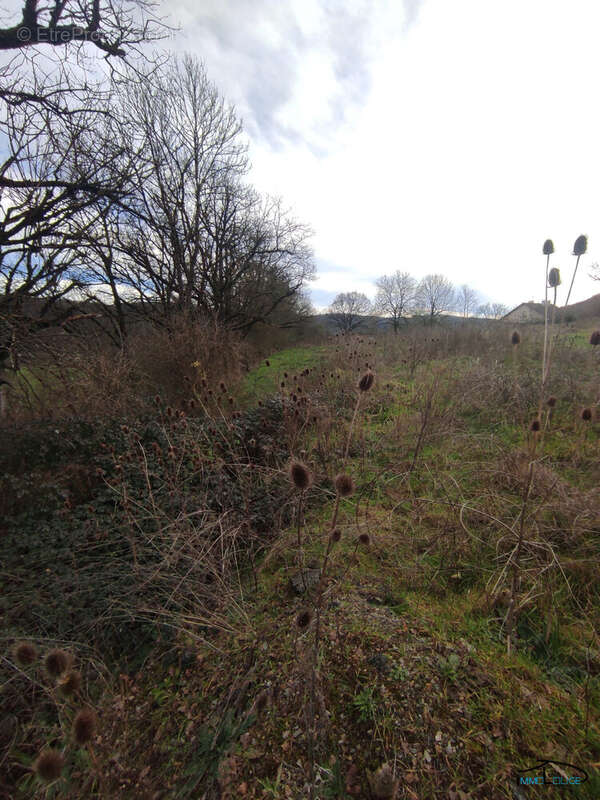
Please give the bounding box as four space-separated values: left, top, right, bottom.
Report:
1 1 315 353
328 272 508 332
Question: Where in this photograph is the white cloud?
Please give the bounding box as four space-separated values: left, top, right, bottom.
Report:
233 0 600 308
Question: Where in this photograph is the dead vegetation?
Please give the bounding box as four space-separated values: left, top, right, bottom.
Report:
2 299 600 797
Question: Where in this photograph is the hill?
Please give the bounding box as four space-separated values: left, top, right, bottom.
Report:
557 292 600 322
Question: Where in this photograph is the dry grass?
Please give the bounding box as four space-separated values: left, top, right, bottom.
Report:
2 319 600 798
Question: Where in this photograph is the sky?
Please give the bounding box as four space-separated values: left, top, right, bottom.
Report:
168 0 600 310
1 0 599 312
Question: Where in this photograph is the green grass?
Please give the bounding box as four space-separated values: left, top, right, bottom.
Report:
240 345 327 405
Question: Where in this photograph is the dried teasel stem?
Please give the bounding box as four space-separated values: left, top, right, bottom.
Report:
505 453 536 655
564 234 587 310
542 239 554 394
542 239 554 393
343 372 374 466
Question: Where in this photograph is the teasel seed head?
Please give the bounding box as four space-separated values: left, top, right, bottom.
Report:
14 641 37 666
573 234 588 256
265 359 270 366
58 669 82 696
254 690 269 713
546 396 557 408
542 239 554 255
45 649 72 677
590 330 600 346
33 749 64 782
334 473 354 497
358 370 375 392
511 330 521 346
289 460 312 491
330 528 342 543
370 762 398 799
358 532 370 546
530 417 541 432
581 407 592 421
73 708 97 745
296 609 312 629
548 267 561 287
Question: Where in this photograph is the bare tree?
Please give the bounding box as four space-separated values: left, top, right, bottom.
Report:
328 291 372 333
0 0 166 339
491 302 508 319
477 302 492 318
458 284 479 318
0 74 144 348
85 57 314 335
374 271 416 332
0 0 164 56
0 0 167 202
415 274 455 318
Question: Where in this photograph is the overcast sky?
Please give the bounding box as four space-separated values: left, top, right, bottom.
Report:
2 0 597 310
167 0 599 310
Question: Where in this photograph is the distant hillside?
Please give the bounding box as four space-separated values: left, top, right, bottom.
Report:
556 292 600 321
312 312 487 333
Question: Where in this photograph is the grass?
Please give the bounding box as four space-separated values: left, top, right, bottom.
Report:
240 345 327 405
3 323 600 798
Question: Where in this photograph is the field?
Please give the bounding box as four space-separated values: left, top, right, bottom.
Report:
2 320 600 799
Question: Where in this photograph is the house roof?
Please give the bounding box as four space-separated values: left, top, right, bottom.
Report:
501 302 553 319
502 292 600 321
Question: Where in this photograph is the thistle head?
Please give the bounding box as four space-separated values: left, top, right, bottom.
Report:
358 532 370 546
73 708 97 745
530 417 541 432
58 670 82 696
581 407 592 421
370 762 398 799
289 460 312 491
254 691 269 714
511 330 521 346
45 649 72 677
590 330 600 346
296 609 312 629
13 641 37 666
334 473 354 497
573 234 587 256
542 239 554 255
33 749 64 782
330 528 342 544
548 267 561 287
358 371 374 392
546 396 557 408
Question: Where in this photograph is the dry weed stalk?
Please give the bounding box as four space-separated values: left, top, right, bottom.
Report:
4 641 105 792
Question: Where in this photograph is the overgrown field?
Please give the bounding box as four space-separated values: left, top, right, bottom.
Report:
2 322 600 799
